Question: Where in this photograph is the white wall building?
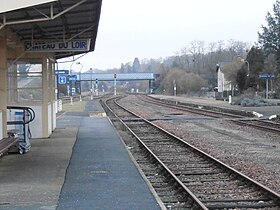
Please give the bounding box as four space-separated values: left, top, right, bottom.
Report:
217 63 232 95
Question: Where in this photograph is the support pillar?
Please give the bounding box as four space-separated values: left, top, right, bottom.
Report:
0 36 7 139
50 60 56 131
148 80 152 93
42 57 52 137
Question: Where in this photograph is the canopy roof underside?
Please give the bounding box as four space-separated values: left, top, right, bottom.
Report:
0 0 102 59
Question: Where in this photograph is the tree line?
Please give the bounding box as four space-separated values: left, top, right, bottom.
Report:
94 0 280 98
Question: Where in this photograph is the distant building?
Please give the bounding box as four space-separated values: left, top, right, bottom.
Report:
216 63 232 95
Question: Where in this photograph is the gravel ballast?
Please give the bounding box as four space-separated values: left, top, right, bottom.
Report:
117 95 280 194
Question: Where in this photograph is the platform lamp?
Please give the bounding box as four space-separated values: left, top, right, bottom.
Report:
76 62 83 101
69 61 75 97
90 68 94 100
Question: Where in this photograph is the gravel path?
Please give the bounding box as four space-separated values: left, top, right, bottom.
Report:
118 95 280 194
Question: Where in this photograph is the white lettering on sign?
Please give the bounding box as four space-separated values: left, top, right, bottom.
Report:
25 39 91 52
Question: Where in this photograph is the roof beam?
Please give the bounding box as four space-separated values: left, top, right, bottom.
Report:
0 0 88 30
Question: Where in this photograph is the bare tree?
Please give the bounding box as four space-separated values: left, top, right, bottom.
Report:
221 60 243 85
160 68 207 94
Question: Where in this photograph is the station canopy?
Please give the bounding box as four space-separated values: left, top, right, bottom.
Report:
0 0 102 59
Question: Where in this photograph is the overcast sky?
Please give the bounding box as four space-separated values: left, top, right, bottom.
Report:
59 0 276 71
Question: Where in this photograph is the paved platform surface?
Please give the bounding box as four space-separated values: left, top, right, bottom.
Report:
0 116 79 210
57 117 161 210
0 99 161 210
150 95 280 118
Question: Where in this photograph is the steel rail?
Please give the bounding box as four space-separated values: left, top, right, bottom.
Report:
139 94 243 119
140 95 280 134
104 95 280 209
233 119 280 134
104 96 208 210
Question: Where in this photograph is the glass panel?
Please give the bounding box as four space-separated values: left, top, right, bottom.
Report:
17 76 42 89
18 89 43 101
17 63 42 75
7 60 43 103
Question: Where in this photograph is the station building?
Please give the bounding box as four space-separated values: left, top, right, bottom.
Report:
0 0 102 139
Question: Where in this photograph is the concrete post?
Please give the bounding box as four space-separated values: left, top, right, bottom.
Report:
266 78 269 99
0 36 7 138
114 78 117 95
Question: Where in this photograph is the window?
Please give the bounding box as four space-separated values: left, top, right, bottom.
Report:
8 60 43 103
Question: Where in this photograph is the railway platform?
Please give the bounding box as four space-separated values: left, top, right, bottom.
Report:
0 99 162 210
150 94 280 118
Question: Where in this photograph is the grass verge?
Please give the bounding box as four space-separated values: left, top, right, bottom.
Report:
62 101 86 112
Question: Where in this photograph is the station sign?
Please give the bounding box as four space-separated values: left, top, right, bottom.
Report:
68 75 77 81
257 74 275 79
58 76 67 84
25 39 91 52
55 70 69 75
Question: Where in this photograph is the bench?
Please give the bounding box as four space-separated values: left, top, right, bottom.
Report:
0 137 19 157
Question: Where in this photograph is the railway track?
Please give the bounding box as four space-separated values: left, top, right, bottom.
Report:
233 118 280 133
138 94 280 134
137 94 244 119
102 95 280 210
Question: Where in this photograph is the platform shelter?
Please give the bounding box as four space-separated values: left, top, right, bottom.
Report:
0 0 102 139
